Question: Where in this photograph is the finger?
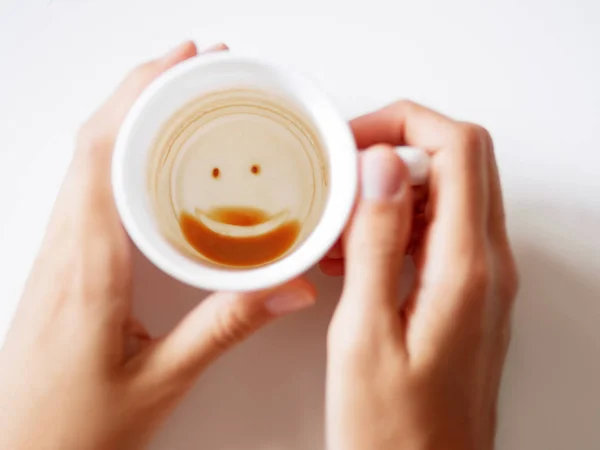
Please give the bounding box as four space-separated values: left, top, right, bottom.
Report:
483 134 519 316
482 132 507 245
118 41 198 114
90 41 199 139
73 41 225 203
159 40 200 70
351 100 454 150
321 177 428 275
107 40 200 122
202 42 229 52
350 102 493 361
319 258 344 277
352 101 488 268
123 41 226 114
144 277 315 383
325 239 343 260
121 40 200 98
333 145 412 342
78 40 230 152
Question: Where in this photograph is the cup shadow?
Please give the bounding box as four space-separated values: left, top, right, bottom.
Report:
132 249 342 450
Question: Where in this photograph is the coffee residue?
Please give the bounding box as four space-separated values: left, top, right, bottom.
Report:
179 208 300 267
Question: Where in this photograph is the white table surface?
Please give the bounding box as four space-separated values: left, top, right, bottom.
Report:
1 0 599 448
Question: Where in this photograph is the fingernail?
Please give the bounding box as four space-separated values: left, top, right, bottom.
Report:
162 41 196 63
361 146 406 200
202 42 229 52
265 289 314 315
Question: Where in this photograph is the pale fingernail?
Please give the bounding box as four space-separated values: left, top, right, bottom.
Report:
203 42 229 52
265 289 314 315
361 146 406 200
162 41 196 62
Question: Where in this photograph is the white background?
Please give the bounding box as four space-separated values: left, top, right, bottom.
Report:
1 0 599 448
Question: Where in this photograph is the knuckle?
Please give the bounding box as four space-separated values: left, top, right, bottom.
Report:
469 122 491 141
327 310 371 356
479 125 493 148
447 123 491 172
352 204 411 259
327 324 375 367
454 122 485 149
448 254 492 304
350 239 401 279
210 307 254 351
360 231 401 262
328 322 363 355
389 99 418 114
451 251 520 313
327 307 400 365
469 262 492 299
500 258 520 306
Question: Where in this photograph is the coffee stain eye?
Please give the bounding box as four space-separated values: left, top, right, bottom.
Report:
212 167 220 179
250 164 261 175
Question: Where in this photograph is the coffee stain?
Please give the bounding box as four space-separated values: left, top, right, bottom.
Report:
179 208 300 267
147 88 329 266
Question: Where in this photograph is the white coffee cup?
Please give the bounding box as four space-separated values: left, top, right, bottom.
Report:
112 53 358 292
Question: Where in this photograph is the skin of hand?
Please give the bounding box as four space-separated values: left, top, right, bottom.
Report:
323 101 519 450
0 42 316 450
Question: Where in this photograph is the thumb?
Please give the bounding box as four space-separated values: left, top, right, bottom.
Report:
336 145 413 334
145 277 315 384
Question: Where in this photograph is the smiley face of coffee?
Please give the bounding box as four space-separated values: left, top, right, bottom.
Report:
147 88 328 268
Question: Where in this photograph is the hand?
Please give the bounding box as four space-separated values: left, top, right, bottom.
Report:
0 42 315 450
326 101 519 450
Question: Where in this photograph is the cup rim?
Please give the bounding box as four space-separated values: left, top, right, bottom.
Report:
112 53 357 292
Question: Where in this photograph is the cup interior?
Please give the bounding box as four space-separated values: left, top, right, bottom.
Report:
148 87 329 269
113 54 357 291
